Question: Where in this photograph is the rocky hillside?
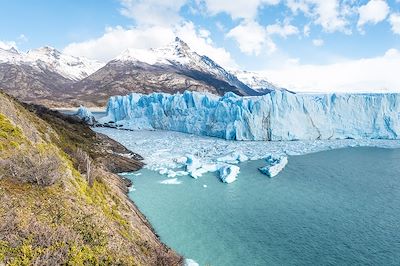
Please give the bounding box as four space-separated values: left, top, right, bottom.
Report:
0 62 74 108
0 92 182 265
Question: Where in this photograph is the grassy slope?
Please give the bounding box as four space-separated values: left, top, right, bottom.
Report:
0 92 182 266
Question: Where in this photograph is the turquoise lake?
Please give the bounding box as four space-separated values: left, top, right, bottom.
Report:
127 147 400 265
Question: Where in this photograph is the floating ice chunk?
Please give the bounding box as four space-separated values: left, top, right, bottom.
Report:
174 156 188 164
188 163 221 179
217 152 249 164
167 170 177 178
189 167 208 179
119 171 142 177
175 170 189 176
185 259 199 266
185 155 202 173
159 168 168 175
118 172 131 176
219 165 240 183
201 163 219 172
259 156 288 177
159 178 182 185
203 185 207 188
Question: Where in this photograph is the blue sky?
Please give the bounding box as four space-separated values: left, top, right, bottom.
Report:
1 0 400 92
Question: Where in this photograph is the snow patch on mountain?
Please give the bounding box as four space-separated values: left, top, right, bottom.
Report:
0 46 104 80
231 70 282 94
116 38 191 66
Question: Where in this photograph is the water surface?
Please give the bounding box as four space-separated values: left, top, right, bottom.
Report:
128 147 400 265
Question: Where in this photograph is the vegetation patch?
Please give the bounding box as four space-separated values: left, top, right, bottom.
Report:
0 113 25 150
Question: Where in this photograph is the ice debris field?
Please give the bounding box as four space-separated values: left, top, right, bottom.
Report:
93 127 400 184
99 90 400 141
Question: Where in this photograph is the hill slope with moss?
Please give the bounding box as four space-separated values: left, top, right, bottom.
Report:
0 92 182 265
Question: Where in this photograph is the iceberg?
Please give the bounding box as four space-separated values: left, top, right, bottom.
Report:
219 165 240 183
185 259 199 266
184 155 220 179
99 90 400 141
259 156 288 177
75 105 96 125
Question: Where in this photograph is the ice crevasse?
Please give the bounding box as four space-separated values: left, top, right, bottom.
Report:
99 90 400 141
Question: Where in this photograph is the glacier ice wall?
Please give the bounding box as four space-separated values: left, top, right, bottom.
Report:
76 105 96 125
99 90 400 141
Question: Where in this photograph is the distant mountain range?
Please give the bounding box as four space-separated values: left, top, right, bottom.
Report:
0 37 281 107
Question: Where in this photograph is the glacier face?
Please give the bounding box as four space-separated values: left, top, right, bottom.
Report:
99 90 400 141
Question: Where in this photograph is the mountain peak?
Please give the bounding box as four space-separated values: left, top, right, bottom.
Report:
116 38 195 65
171 37 191 55
28 46 61 58
7 47 19 54
174 37 190 49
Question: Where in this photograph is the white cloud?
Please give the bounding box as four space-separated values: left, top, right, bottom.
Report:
266 22 299 38
357 0 389 29
226 20 276 55
389 13 400 34
0 40 17 50
262 48 400 93
63 23 237 68
119 0 187 26
198 0 280 20
286 0 352 33
64 26 174 61
227 20 297 56
312 38 324 46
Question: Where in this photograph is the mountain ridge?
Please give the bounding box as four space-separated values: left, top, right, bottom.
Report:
0 38 279 107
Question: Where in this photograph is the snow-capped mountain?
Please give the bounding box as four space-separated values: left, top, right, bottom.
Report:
0 47 21 62
231 70 282 94
71 37 260 106
26 47 104 80
0 46 104 81
0 46 105 107
116 38 258 96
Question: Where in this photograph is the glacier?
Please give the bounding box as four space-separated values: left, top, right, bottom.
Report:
99 90 400 141
75 105 96 125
